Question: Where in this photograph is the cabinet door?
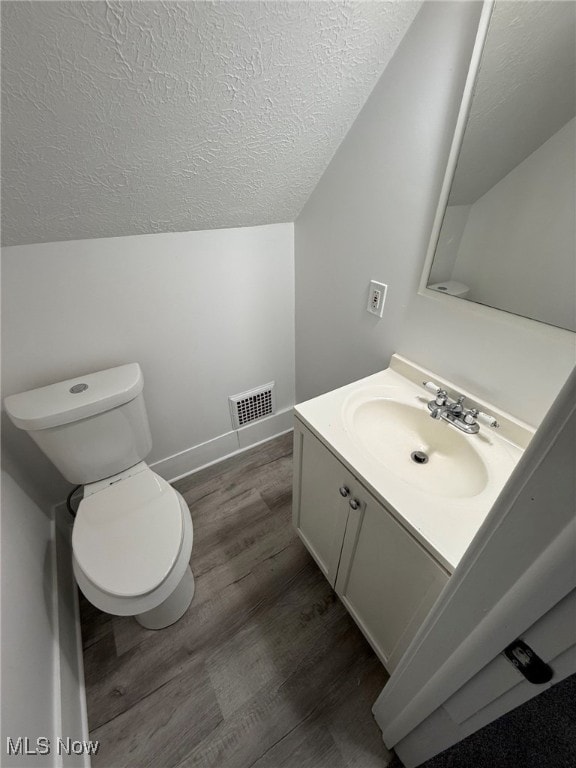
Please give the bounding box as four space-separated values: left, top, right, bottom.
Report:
292 421 352 586
335 490 449 671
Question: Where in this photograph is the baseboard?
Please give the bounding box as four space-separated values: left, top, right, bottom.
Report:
237 407 294 450
53 509 92 767
151 407 294 483
150 430 239 482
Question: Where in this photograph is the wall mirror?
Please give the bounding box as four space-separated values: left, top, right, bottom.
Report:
422 0 575 332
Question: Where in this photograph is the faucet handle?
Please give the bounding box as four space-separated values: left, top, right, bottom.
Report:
423 381 447 405
463 408 479 425
477 411 500 428
435 389 448 405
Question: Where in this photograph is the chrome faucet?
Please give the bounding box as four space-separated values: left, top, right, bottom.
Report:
429 390 464 420
423 382 499 434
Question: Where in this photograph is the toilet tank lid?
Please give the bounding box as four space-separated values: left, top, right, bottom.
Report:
4 363 143 431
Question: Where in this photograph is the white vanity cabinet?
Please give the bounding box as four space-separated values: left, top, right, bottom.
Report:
292 418 449 672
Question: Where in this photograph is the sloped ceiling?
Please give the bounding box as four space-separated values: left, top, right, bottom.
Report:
1 0 420 246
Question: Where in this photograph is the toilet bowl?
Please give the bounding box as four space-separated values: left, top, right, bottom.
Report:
4 363 196 630
72 463 194 629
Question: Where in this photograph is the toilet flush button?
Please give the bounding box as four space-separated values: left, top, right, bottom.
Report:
69 383 88 394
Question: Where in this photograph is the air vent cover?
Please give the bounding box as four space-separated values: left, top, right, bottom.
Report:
229 382 276 429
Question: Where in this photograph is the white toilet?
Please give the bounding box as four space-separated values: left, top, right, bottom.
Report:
4 363 194 629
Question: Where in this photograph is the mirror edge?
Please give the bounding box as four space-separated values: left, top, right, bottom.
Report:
418 0 494 298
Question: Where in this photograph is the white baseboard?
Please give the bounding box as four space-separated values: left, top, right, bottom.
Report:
53 510 92 767
151 407 294 483
237 407 294 449
150 431 239 483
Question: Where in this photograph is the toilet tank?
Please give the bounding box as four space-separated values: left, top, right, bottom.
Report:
4 364 153 485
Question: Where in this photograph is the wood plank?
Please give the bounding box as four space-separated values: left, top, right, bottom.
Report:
205 559 342 718
78 593 113 650
247 721 347 768
176 623 385 768
91 657 222 768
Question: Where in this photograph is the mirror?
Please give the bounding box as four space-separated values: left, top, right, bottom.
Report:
424 1 576 332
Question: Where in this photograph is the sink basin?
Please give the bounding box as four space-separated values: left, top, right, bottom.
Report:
295 354 532 570
344 396 489 498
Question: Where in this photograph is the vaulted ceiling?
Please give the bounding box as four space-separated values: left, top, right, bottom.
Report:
1 1 420 246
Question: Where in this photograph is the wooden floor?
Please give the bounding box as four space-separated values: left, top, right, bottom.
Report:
80 433 390 768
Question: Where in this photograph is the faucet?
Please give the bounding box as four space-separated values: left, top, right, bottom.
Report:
423 382 499 434
429 390 464 420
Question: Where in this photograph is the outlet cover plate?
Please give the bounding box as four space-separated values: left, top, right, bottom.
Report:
367 280 388 318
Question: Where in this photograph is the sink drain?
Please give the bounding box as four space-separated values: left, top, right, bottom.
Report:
411 451 429 465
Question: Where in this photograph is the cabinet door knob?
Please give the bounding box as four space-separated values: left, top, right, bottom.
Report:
349 498 361 510
339 486 350 497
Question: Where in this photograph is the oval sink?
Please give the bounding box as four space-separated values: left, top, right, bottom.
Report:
345 398 489 498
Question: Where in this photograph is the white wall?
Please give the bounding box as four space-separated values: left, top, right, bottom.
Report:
1 470 56 767
428 204 470 285
1 223 295 505
1 467 88 768
295 1 575 425
451 117 576 331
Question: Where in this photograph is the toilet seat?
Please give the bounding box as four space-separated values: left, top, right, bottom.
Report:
73 468 184 598
73 486 193 618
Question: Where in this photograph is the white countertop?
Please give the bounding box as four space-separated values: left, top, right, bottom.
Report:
294 355 534 573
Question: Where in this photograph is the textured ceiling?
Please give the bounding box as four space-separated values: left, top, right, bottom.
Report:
1 0 420 246
450 0 576 205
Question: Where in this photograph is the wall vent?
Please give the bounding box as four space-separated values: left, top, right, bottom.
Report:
229 382 276 429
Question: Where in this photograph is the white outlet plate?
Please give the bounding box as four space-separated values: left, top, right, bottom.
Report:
367 280 387 318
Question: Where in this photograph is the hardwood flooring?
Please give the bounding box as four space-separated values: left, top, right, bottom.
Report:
80 433 390 768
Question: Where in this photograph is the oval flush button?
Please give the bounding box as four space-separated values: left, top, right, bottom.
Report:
69 383 88 394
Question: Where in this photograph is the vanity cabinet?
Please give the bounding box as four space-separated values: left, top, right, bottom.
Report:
292 418 449 672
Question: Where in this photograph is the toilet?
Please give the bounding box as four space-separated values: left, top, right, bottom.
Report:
4 363 194 629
